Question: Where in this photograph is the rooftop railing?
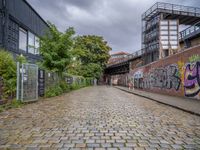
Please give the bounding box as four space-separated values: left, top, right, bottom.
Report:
142 2 200 20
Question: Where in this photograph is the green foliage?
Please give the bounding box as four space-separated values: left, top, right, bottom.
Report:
59 81 70 92
45 85 63 98
39 22 75 74
69 35 111 79
0 99 23 112
80 63 103 78
44 76 93 98
16 54 27 64
0 50 16 99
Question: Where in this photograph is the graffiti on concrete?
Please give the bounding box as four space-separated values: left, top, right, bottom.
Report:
135 64 181 91
184 61 200 97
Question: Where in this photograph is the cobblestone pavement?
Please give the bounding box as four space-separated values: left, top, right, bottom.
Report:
0 86 200 150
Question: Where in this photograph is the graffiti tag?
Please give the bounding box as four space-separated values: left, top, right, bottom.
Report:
184 61 200 97
135 64 181 91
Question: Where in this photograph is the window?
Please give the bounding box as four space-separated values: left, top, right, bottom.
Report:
35 36 40 54
19 27 27 51
28 32 35 54
28 31 40 54
160 26 168 30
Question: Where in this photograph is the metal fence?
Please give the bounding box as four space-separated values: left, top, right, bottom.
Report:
15 63 94 102
17 63 38 102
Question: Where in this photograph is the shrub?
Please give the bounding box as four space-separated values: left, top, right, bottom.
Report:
45 85 63 98
45 76 93 98
0 50 16 99
59 81 70 92
0 99 23 112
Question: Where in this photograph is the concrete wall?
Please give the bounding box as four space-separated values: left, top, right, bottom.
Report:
130 45 200 100
111 74 128 86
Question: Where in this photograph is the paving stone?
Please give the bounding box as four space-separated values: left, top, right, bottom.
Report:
125 143 137 147
87 143 100 148
107 148 118 150
1 86 200 149
75 143 86 148
96 139 105 143
101 143 112 148
86 139 95 143
113 142 124 147
64 143 75 148
119 148 134 150
171 144 183 149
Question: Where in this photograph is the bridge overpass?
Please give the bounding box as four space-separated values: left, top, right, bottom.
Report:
104 49 144 75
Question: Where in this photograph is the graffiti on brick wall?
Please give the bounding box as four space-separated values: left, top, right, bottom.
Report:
184 61 200 97
138 64 181 91
131 53 200 99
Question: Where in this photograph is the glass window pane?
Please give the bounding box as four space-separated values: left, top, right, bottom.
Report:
170 36 177 40
162 45 169 49
28 32 35 54
170 30 177 35
171 45 178 49
160 36 168 40
170 20 177 25
170 41 178 45
170 26 177 30
160 26 168 30
160 20 168 25
19 28 27 51
161 41 169 45
35 36 40 54
160 30 168 35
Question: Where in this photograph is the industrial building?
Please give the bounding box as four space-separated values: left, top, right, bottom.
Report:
0 0 49 63
142 2 200 64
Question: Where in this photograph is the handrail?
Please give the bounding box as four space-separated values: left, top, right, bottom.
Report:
107 49 144 67
179 21 200 40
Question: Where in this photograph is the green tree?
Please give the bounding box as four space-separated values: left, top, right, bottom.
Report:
39 23 75 75
69 35 111 78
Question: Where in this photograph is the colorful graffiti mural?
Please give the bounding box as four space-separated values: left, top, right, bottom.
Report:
140 65 181 91
130 51 200 100
184 61 200 97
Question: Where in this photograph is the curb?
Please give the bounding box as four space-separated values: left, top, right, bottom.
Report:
115 86 200 117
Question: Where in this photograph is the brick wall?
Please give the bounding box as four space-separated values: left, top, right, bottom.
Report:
130 45 200 100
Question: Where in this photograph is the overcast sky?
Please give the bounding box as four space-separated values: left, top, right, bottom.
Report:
27 0 200 54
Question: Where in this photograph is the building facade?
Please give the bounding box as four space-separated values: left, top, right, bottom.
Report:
142 2 200 65
0 0 49 63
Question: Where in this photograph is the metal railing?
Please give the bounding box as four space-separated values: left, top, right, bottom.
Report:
142 2 200 20
179 21 200 41
107 49 144 67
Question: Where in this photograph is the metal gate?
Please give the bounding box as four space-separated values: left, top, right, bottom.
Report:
17 63 38 102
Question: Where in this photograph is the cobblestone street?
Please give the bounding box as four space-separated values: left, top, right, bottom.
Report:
0 86 200 150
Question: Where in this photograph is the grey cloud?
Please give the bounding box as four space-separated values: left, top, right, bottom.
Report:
27 0 199 53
